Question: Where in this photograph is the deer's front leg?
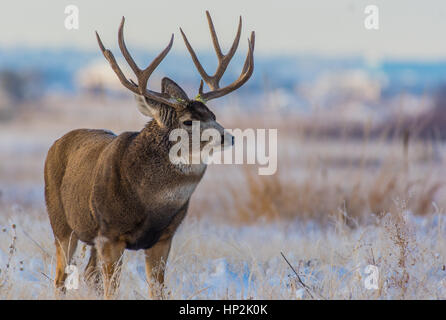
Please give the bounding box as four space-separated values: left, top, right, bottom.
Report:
95 236 126 299
144 238 172 299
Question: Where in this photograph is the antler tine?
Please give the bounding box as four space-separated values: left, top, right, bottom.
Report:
118 17 141 77
200 31 255 101
96 31 139 94
225 16 243 66
180 12 242 91
198 79 204 95
139 33 174 96
117 17 174 98
207 12 242 85
205 10 223 59
181 12 254 102
96 17 177 107
242 31 255 73
179 27 211 84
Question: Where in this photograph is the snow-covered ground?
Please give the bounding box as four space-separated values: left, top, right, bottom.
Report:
1 205 446 299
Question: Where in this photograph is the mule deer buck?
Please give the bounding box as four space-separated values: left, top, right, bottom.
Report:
44 11 255 298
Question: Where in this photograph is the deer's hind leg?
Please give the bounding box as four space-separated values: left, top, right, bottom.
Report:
45 151 79 292
54 233 79 291
84 246 101 286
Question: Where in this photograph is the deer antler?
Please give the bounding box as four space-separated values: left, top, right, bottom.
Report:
96 17 178 108
180 11 255 102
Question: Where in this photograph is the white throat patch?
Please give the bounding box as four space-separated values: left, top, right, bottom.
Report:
171 148 207 175
174 161 207 175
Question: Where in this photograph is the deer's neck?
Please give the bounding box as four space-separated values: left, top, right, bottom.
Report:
125 122 207 180
120 123 206 210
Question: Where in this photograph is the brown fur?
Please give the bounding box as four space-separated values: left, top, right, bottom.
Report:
44 89 224 298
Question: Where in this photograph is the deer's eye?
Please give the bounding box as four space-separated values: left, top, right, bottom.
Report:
183 120 193 126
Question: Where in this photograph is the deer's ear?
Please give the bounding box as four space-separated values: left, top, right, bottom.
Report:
135 94 154 117
161 77 189 102
134 94 172 127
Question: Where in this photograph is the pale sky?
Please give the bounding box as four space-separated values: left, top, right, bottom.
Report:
0 0 445 60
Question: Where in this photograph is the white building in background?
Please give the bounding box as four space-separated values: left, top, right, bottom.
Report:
75 60 164 95
75 60 121 94
300 70 382 106
297 69 384 122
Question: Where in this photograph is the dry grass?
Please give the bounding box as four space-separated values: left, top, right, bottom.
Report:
223 157 444 226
